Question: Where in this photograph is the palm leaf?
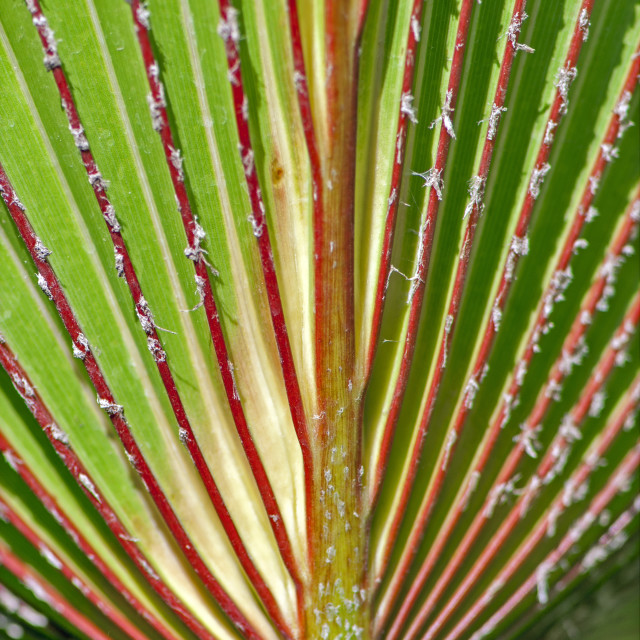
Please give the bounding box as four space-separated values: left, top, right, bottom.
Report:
0 0 638 639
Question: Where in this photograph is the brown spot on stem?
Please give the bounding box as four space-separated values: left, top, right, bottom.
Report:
271 158 284 186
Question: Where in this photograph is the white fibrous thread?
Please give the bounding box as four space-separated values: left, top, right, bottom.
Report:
442 430 457 470
555 65 577 115
596 253 621 311
546 503 563 537
48 423 69 445
147 337 166 363
79 473 101 502
97 396 124 416
582 502 640 571
114 248 125 278
470 622 494 640
511 233 529 257
565 478 589 507
572 238 588 254
147 85 166 132
588 390 607 419
464 175 486 219
217 7 241 46
140 559 160 582
536 560 553 605
543 267 573 318
405 222 428 304
507 12 535 53
578 8 590 40
543 120 557 145
248 213 264 238
125 451 138 470
491 303 502 332
462 471 481 510
515 359 527 386
228 360 240 401
184 220 207 261
169 146 184 181
514 423 541 458
37 273 53 300
6 190 25 212
520 474 541 516
442 314 454 369
548 445 571 486
33 237 52 262
614 91 634 139
585 205 599 222
388 188 398 212
25 577 54 610
12 374 35 400
400 92 418 124
581 542 613 573
588 173 600 195
484 475 521 518
3 450 22 473
545 378 562 402
241 94 249 121
148 62 160 83
293 70 305 94
529 162 551 199
72 333 90 360
611 319 633 351
241 147 254 176
39 544 63 570
69 124 90 152
136 3 151 30
484 579 505 605
136 297 155 334
88 170 109 191
411 13 421 42
192 275 206 310
1 587 48 628
413 167 444 200
32 14 60 70
531 326 543 353
559 414 582 444
558 338 588 376
396 126 404 164
487 104 507 141
104 204 120 233
600 143 619 163
432 89 456 139
464 375 479 410
500 392 515 429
